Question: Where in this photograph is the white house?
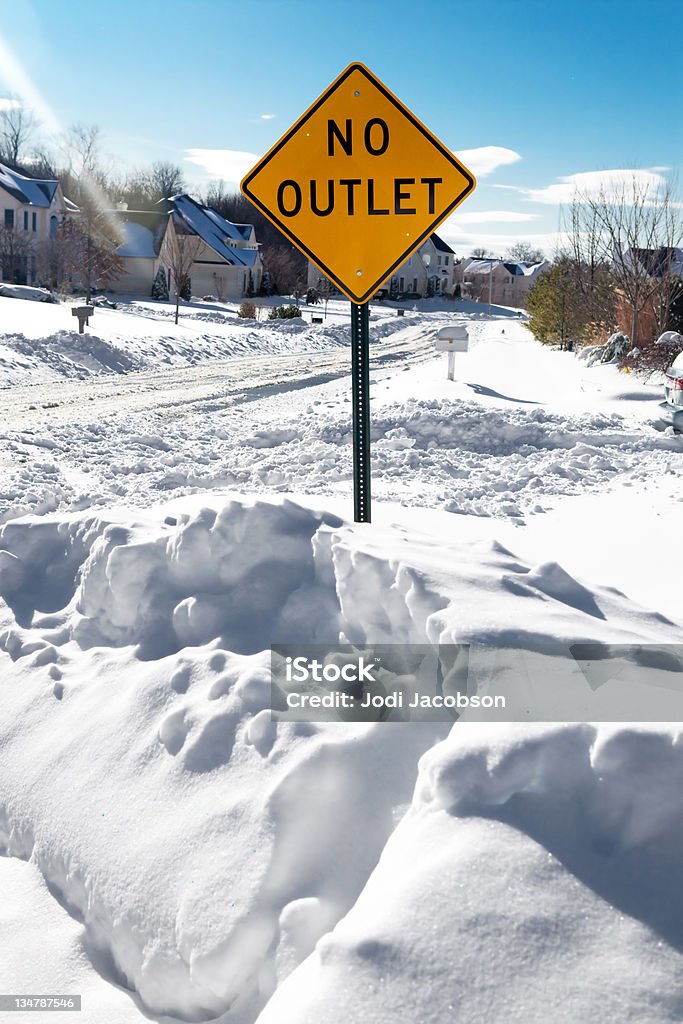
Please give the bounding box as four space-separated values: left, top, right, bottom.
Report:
159 195 262 301
455 257 550 307
0 163 74 284
114 195 264 300
306 232 456 299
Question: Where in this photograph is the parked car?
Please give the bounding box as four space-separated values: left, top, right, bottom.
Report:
657 349 683 432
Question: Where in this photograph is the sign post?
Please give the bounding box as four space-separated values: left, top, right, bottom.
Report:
351 302 371 521
240 62 476 522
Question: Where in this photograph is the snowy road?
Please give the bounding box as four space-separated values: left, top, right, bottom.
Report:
0 321 438 429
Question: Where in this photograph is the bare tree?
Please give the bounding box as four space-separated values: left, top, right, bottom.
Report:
148 162 185 203
505 241 544 264
568 175 682 344
164 221 204 324
0 97 39 169
59 190 125 302
0 224 35 284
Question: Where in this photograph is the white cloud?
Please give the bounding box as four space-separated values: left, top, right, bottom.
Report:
513 168 669 205
438 224 568 258
184 148 259 184
455 146 522 177
0 96 21 112
452 210 539 224
260 113 275 120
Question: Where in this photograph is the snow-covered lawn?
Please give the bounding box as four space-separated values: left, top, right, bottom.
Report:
0 294 681 1023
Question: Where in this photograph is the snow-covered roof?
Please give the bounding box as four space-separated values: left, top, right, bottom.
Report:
169 195 259 268
117 220 158 259
464 258 548 278
520 260 549 277
464 258 499 275
0 163 59 207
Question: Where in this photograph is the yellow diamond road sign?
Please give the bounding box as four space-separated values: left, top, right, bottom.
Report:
241 63 476 305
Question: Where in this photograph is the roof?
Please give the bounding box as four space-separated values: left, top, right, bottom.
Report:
430 233 455 255
117 221 158 258
626 247 683 279
464 258 500 275
112 211 168 259
0 163 59 207
464 258 548 278
169 194 259 268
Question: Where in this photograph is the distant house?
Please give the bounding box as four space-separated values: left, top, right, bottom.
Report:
455 257 549 308
114 195 263 300
0 163 75 284
613 247 683 343
160 195 262 301
306 232 456 299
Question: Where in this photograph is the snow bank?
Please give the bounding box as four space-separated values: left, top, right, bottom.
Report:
258 723 683 1024
0 495 681 1020
0 295 420 385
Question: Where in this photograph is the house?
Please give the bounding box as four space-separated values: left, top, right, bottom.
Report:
0 163 75 284
613 247 683 343
113 195 263 300
455 257 549 308
306 232 456 299
159 195 262 301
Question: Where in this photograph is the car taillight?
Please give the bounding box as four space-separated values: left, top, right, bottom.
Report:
667 374 683 390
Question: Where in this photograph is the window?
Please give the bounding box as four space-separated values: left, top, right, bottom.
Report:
32 212 37 232
444 256 449 266
4 209 14 230
412 277 418 292
23 211 29 230
437 255 442 266
49 215 58 238
399 276 405 291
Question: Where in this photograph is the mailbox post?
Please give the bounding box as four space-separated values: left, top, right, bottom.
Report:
71 305 94 334
435 326 469 380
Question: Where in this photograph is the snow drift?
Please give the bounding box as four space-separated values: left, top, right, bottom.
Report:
1 494 682 1021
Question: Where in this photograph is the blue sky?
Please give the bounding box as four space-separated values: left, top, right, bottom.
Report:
1 0 682 257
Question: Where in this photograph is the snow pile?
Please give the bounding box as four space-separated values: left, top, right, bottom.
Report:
0 294 421 385
0 494 682 1021
0 283 58 302
258 723 683 1024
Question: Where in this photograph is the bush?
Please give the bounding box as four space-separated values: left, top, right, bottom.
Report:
306 287 319 305
268 304 301 320
238 300 256 319
151 266 169 301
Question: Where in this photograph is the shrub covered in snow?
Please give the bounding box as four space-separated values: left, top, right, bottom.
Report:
269 304 302 320
238 300 257 319
578 331 631 366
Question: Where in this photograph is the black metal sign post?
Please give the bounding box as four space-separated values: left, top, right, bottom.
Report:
351 302 371 523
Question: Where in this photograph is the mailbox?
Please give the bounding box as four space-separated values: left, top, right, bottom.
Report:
71 305 95 334
435 325 469 380
435 325 469 352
